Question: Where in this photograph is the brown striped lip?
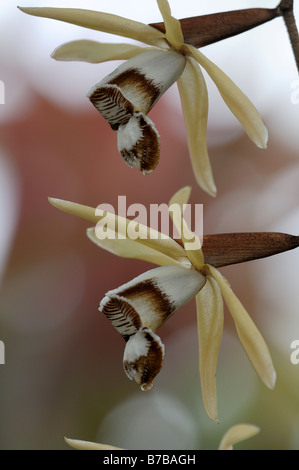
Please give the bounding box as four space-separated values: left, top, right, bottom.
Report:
117 113 160 174
88 66 161 131
123 328 164 391
107 67 161 116
99 265 206 390
88 84 134 131
99 266 206 336
99 277 176 339
100 295 142 342
87 49 186 174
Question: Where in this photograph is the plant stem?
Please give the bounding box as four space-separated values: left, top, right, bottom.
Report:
279 0 299 73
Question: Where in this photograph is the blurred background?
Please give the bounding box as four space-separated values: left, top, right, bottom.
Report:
0 0 299 450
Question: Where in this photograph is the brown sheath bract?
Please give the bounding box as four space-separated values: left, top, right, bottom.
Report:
202 232 299 268
150 8 280 48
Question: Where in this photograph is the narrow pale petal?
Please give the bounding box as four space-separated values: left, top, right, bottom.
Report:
48 198 190 267
168 186 205 270
168 186 192 242
196 276 223 423
48 197 100 223
100 265 206 335
52 40 149 63
64 437 123 450
208 265 276 389
87 227 190 268
218 424 260 450
156 0 184 50
185 44 268 149
169 185 191 207
18 7 167 47
177 57 217 196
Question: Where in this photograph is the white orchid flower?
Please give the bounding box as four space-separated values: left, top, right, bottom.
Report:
19 0 268 196
48 187 276 422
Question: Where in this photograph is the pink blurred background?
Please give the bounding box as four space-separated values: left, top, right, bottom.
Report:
0 0 299 449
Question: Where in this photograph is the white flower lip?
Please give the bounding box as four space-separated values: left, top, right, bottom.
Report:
99 265 206 337
87 49 186 173
99 265 205 390
88 49 186 116
117 113 160 174
123 328 165 391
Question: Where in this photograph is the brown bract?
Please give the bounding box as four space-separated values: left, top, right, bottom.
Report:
150 8 279 48
202 232 299 268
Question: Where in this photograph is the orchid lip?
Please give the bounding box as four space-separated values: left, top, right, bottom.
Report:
87 49 186 173
123 328 165 391
100 265 206 336
99 265 206 389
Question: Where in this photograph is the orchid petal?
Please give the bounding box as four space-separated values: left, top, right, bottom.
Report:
185 44 268 149
208 265 276 389
218 424 260 450
48 197 100 224
87 227 190 268
64 437 123 450
169 185 191 207
168 186 192 244
168 187 204 270
156 0 184 50
52 40 150 63
18 7 167 48
48 197 190 267
196 276 223 423
177 57 216 196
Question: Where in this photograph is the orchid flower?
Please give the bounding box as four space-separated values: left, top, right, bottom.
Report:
19 0 268 196
48 187 276 423
64 423 260 450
